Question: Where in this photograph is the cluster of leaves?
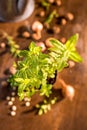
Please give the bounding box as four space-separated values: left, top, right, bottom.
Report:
0 30 20 56
36 97 57 115
9 34 82 100
6 35 20 56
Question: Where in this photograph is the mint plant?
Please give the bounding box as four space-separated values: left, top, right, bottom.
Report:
9 34 82 103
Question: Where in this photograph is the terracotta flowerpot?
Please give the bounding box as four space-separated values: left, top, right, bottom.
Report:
0 0 35 22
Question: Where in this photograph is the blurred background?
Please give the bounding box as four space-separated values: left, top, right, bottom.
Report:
0 0 87 130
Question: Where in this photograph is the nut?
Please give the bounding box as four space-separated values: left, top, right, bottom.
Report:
36 42 46 52
12 105 17 111
10 111 16 116
53 26 60 34
32 21 43 32
32 32 41 40
45 37 54 48
67 12 74 21
22 31 30 38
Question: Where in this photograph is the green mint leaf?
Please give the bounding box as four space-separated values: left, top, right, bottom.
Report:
65 34 83 62
65 34 79 51
49 38 65 50
69 51 83 62
19 50 29 57
45 10 58 25
14 78 24 83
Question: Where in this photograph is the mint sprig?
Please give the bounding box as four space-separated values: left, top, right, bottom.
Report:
65 34 83 62
49 34 83 71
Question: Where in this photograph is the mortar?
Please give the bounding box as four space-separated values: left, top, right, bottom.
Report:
0 0 35 22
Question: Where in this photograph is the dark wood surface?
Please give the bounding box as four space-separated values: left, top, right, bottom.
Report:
0 0 87 130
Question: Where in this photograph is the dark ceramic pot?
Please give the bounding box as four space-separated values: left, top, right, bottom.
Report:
0 0 35 22
47 71 57 85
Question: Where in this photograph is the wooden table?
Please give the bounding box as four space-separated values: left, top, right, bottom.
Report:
0 0 87 130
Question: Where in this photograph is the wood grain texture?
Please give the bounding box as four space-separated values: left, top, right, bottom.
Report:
0 0 87 130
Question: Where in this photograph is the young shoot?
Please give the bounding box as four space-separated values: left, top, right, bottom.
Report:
45 10 58 27
0 30 20 56
6 35 20 56
41 0 51 10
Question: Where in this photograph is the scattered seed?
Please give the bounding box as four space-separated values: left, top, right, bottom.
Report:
25 102 30 107
24 97 31 102
61 18 67 25
10 111 16 116
11 92 16 96
32 32 41 40
8 101 13 106
1 81 8 87
12 105 17 111
45 37 54 48
61 37 66 43
9 66 17 75
32 21 43 32
0 42 6 48
22 31 30 38
48 0 55 3
67 12 74 21
53 26 60 34
68 61 75 68
56 0 62 6
12 87 16 91
11 97 15 102
40 10 45 17
6 96 11 101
